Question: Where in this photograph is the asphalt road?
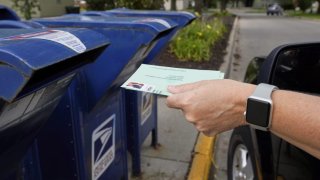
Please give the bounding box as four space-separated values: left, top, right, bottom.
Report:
214 10 320 179
229 11 320 81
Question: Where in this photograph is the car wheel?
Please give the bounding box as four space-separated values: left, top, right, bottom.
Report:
227 126 259 180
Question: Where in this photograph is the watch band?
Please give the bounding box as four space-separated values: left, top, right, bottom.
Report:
250 83 278 101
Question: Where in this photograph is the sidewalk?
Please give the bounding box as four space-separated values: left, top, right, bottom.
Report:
130 97 199 180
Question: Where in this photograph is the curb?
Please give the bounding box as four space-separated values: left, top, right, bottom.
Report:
187 14 240 180
220 15 239 78
188 133 215 180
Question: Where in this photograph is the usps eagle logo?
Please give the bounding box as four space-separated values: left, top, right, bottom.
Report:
92 114 115 180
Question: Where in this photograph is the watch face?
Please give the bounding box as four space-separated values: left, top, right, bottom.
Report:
246 98 271 127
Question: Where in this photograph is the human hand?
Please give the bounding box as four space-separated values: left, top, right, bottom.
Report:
166 79 255 136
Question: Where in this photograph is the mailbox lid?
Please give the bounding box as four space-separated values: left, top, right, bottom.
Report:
0 28 110 102
34 15 175 109
0 20 46 29
0 5 20 21
0 20 36 29
83 8 196 27
34 15 178 37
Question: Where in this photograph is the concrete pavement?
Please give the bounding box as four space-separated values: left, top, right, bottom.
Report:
129 97 199 180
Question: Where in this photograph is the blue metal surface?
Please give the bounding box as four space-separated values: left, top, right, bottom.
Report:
33 80 128 180
34 15 177 109
0 20 35 29
82 10 196 176
82 9 196 64
125 91 158 176
54 13 186 176
86 8 196 27
0 20 46 29
0 28 108 179
0 28 108 102
0 5 20 20
26 15 177 180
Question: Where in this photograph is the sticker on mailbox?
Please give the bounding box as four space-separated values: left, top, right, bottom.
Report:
30 30 87 53
135 18 171 28
92 114 115 180
2 30 86 53
141 92 153 125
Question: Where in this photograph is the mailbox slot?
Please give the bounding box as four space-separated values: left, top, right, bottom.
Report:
0 5 20 21
19 45 107 97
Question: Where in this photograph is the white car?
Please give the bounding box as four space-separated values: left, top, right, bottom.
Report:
267 3 283 16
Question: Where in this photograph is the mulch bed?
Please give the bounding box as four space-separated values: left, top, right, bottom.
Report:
151 15 235 70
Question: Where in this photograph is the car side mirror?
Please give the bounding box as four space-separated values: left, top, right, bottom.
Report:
258 43 320 94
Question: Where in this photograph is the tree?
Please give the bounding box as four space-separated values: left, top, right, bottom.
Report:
150 0 165 9
195 0 204 14
243 0 254 7
204 0 217 8
105 0 115 9
295 0 312 11
116 0 164 9
219 0 228 12
11 0 39 20
86 0 107 10
171 0 177 10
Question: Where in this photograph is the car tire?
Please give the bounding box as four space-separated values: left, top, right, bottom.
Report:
227 126 259 180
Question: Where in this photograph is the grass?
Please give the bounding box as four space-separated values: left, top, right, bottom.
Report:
245 8 266 14
287 10 320 20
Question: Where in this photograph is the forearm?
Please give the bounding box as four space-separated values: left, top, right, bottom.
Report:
166 79 320 158
270 90 320 158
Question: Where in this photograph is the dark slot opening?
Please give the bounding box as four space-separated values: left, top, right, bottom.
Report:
0 9 19 21
17 44 108 97
142 29 173 57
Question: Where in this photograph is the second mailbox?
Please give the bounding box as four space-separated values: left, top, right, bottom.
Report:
28 15 177 180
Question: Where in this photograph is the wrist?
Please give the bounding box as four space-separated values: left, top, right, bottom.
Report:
232 81 256 126
244 83 278 131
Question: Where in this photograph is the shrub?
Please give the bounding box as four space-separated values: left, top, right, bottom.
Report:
169 18 226 62
11 0 40 20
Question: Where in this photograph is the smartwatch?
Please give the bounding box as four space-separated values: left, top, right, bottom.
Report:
245 83 278 131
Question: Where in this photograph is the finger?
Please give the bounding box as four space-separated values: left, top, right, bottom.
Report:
168 80 208 94
166 92 188 109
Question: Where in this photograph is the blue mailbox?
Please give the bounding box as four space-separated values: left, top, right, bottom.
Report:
34 15 176 109
82 8 196 63
0 20 46 29
0 5 20 20
81 10 195 176
0 28 109 179
28 15 177 179
0 6 45 29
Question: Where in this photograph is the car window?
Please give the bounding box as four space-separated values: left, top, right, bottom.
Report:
272 46 320 94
